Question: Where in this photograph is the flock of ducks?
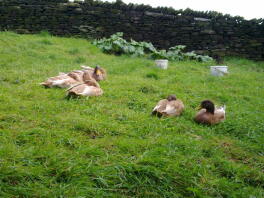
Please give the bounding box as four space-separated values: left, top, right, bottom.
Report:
152 95 226 125
41 65 106 97
41 66 226 125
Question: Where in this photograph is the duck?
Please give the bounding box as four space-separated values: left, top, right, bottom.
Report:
194 100 226 125
81 65 107 81
69 65 106 82
40 65 107 88
152 95 184 117
67 78 103 97
40 73 80 88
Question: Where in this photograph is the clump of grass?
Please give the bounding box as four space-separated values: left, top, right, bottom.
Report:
75 56 86 63
145 72 159 80
68 48 80 55
48 54 56 60
39 39 53 45
139 86 157 94
38 30 51 37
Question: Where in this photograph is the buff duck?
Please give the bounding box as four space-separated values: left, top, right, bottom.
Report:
40 73 80 88
41 65 106 88
194 100 226 125
67 78 103 97
81 65 107 81
152 95 184 117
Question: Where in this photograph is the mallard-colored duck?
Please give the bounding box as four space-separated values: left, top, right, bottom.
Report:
67 78 103 97
152 95 184 117
194 100 226 125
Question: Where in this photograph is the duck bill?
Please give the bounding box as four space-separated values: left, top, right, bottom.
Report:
94 66 102 75
96 70 102 75
195 105 202 110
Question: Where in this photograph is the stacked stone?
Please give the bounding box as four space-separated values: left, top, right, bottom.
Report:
0 0 263 60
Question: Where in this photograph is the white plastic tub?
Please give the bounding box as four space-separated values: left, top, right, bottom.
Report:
155 59 168 69
210 66 228 76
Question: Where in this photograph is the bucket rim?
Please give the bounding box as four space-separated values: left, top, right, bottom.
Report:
155 59 168 62
210 66 228 68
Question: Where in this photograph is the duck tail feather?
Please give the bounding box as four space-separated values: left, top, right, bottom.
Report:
152 110 163 118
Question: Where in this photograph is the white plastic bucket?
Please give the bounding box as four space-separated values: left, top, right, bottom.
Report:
155 59 168 69
210 66 228 76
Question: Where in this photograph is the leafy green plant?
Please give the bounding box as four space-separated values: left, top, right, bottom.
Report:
93 32 213 62
151 49 168 60
184 51 213 62
151 45 213 62
93 32 155 57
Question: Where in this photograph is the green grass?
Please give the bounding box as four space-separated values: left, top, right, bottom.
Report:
0 31 263 198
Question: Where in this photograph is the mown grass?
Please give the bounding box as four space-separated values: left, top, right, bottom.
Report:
0 31 263 198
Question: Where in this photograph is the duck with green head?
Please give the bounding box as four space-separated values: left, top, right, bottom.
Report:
194 100 226 125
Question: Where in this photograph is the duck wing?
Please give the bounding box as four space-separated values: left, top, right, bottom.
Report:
81 65 94 70
53 77 79 88
68 84 103 97
164 99 184 116
85 80 100 88
153 99 167 111
194 109 212 124
68 71 84 82
213 108 226 123
41 75 71 88
82 70 95 82
90 87 103 96
67 84 87 96
152 99 168 117
161 104 176 115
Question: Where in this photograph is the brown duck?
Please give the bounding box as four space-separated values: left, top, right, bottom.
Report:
81 65 107 82
40 73 79 88
194 100 226 125
67 78 103 97
152 95 184 117
40 65 106 88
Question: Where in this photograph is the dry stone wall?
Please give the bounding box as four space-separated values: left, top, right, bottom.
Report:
0 0 263 60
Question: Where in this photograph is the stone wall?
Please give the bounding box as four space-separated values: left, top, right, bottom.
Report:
0 0 263 60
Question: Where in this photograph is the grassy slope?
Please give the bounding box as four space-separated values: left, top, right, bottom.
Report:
0 31 263 198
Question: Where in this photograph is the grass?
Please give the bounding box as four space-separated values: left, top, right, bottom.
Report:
0 31 263 198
